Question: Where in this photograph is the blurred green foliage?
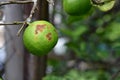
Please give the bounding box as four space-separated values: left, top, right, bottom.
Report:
60 12 120 61
46 0 120 80
44 69 120 80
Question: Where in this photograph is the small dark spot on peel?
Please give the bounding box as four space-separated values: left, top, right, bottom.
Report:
46 33 52 41
35 24 46 34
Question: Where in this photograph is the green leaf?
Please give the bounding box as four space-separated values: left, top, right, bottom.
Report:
112 43 120 57
67 15 83 24
43 75 64 80
79 41 86 51
96 50 109 60
47 59 60 67
66 42 80 54
64 69 82 80
73 25 88 38
104 22 120 41
60 28 73 37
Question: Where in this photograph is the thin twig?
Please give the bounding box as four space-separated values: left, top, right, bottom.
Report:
17 0 38 36
0 21 23 25
0 0 33 6
27 0 38 22
16 21 27 36
0 0 54 36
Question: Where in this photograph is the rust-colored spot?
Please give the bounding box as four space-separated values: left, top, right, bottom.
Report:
46 33 52 41
35 24 46 34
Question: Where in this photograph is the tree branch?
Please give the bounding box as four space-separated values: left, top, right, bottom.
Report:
0 0 54 36
17 0 38 36
0 0 33 6
0 21 23 25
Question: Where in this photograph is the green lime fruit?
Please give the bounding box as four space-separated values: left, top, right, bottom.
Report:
23 20 58 56
63 0 92 16
91 0 115 12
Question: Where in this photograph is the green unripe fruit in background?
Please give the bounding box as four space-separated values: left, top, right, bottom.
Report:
63 0 92 16
23 20 58 56
91 0 115 11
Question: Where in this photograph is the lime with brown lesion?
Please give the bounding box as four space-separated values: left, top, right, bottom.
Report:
23 20 58 56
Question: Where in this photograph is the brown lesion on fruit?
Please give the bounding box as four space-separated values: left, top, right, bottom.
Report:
46 33 52 41
35 24 46 34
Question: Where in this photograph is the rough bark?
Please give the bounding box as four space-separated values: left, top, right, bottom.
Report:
34 1 49 79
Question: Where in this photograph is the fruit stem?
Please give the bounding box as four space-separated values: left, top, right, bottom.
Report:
17 0 38 36
17 21 27 36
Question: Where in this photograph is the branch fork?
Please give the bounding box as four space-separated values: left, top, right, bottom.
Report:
0 0 54 36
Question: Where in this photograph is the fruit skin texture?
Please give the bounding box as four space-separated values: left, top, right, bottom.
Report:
63 0 91 16
23 20 58 56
